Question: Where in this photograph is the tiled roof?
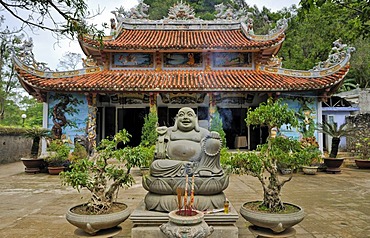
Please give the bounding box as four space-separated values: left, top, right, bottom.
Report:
17 66 349 94
81 30 284 50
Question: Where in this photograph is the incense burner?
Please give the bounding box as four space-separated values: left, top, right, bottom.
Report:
160 210 213 238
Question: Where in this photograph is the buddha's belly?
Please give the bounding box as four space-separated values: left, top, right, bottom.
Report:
167 140 201 161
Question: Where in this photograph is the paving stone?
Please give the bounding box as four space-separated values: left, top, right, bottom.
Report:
0 162 369 237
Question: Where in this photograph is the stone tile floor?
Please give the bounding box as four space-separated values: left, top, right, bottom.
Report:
0 161 369 237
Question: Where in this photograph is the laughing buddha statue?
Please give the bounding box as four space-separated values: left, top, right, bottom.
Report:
143 107 229 212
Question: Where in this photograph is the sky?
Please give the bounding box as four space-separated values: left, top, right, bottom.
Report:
10 0 300 69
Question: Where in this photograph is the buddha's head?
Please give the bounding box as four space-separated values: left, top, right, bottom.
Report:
174 107 199 132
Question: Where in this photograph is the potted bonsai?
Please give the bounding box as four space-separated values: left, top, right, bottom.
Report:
21 127 51 173
316 121 358 173
60 129 136 235
225 98 306 234
45 139 70 175
354 136 370 169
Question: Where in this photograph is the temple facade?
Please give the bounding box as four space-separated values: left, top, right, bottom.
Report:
14 1 354 150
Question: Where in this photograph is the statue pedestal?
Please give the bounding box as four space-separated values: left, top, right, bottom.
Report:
130 200 239 238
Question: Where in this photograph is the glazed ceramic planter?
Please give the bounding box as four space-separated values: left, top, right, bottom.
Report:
240 201 305 233
324 158 344 173
160 210 214 238
302 166 319 175
48 166 65 175
66 202 130 235
21 158 45 173
355 159 370 169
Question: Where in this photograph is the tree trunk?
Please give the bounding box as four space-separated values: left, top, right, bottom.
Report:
262 173 284 212
329 137 341 158
31 136 40 158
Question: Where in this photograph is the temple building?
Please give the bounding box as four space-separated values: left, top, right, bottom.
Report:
14 1 354 150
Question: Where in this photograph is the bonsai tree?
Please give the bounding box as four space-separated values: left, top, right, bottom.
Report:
226 98 304 212
316 121 358 158
24 127 51 158
60 129 136 214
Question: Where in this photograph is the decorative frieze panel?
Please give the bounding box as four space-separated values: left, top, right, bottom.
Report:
160 93 206 104
112 53 154 68
163 53 202 68
212 52 252 68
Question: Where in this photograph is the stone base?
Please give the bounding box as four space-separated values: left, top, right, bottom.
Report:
130 200 239 238
145 192 226 212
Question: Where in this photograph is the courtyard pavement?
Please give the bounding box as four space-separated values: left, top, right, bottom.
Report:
0 161 369 238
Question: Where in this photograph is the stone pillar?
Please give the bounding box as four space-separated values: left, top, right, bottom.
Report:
86 93 97 151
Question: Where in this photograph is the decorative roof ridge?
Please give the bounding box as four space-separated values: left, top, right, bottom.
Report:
259 39 355 78
13 56 103 78
13 38 104 78
241 17 288 42
107 1 287 42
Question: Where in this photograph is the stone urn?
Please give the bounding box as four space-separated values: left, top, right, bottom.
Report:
160 210 213 238
66 202 130 235
302 165 319 175
240 201 305 233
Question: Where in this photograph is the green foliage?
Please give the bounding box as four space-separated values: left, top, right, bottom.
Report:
24 127 51 158
281 2 360 70
299 0 370 37
227 98 302 212
246 98 298 134
46 140 71 166
132 145 155 168
140 110 158 147
209 111 227 148
316 121 358 158
70 143 88 162
355 137 370 160
345 37 370 88
60 129 136 214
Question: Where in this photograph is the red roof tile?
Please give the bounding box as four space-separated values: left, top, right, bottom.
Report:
81 30 284 50
17 66 349 94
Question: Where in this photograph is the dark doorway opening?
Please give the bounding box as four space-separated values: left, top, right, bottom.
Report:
218 108 248 149
118 108 148 147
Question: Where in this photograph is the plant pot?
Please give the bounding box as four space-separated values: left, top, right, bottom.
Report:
302 166 318 175
240 201 305 233
65 202 130 235
324 158 344 174
21 158 45 173
48 166 65 175
355 159 370 169
280 168 292 175
160 210 214 238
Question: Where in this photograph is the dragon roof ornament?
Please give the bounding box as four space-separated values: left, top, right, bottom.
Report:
258 39 354 78
15 38 51 72
241 17 288 41
311 39 355 71
214 3 243 20
166 0 198 20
